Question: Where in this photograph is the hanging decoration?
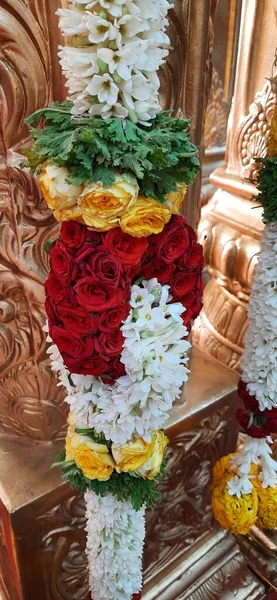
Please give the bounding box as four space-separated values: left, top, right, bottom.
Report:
212 103 277 535
23 1 204 598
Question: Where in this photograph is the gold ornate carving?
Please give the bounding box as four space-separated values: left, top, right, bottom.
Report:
195 0 277 371
204 68 230 149
38 494 89 599
179 552 266 600
0 360 67 440
0 1 64 440
0 0 63 151
236 81 276 178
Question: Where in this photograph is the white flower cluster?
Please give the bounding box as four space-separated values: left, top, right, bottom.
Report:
241 222 277 411
85 491 145 600
46 279 190 443
46 278 190 600
90 279 190 442
227 435 277 497
57 0 171 124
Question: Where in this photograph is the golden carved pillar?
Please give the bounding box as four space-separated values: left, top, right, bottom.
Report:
0 1 266 599
202 0 241 207
194 0 277 371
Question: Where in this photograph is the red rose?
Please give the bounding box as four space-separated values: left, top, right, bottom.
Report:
50 241 76 280
45 273 75 305
88 249 123 287
262 406 277 417
98 304 130 332
51 326 94 359
105 356 125 382
104 229 148 268
236 409 270 438
141 260 175 283
95 329 124 357
45 297 60 327
65 353 108 377
75 277 126 312
76 246 122 287
149 221 190 264
238 379 260 413
60 222 87 248
56 305 94 335
171 271 197 298
264 416 277 433
186 243 204 270
178 290 202 326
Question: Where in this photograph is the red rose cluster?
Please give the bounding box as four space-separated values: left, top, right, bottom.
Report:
236 379 277 438
45 215 203 379
141 215 203 328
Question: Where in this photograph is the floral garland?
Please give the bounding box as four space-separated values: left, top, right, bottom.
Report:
212 104 277 535
24 1 204 598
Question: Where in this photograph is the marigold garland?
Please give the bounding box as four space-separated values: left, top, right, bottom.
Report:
24 1 204 597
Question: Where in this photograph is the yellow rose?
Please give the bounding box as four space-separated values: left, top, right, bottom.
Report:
75 444 115 481
164 186 186 214
65 411 82 461
112 431 168 480
39 162 84 221
78 176 138 230
112 438 151 473
136 431 169 479
120 195 171 237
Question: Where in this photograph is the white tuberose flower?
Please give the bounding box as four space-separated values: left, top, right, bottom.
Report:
86 14 116 43
97 47 134 80
87 73 119 105
98 0 128 18
57 9 88 35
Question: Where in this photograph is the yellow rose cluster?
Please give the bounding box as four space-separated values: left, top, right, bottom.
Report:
39 162 186 237
211 454 277 534
65 417 168 483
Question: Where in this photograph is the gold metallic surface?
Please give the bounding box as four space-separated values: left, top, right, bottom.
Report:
0 348 266 599
194 0 277 371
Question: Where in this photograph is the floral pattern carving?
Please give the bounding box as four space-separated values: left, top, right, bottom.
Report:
179 553 265 600
204 68 230 149
0 0 63 441
237 81 276 178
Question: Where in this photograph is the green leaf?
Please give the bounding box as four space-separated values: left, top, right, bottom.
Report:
122 154 144 178
124 120 142 142
25 101 73 126
36 129 76 161
60 457 167 510
21 147 45 170
44 239 56 253
106 119 126 143
23 101 200 202
92 166 116 186
254 156 277 222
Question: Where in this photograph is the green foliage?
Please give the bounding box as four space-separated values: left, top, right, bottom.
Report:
44 239 56 253
24 101 200 202
59 457 167 511
255 157 277 222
